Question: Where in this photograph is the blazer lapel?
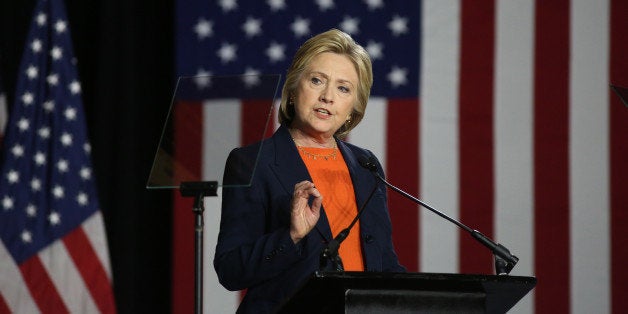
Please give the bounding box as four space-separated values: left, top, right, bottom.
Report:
268 125 333 241
337 141 378 229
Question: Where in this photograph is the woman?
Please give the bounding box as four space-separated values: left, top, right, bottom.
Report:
214 29 405 313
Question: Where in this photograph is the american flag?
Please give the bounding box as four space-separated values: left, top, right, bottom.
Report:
173 0 628 313
0 0 116 312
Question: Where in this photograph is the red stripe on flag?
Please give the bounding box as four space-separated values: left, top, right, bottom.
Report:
534 0 571 313
63 227 116 313
19 256 69 314
458 0 495 275
172 101 203 314
0 293 10 314
610 0 628 312
386 99 419 272
241 100 275 145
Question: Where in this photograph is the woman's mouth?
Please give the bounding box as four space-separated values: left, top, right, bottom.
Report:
314 108 331 116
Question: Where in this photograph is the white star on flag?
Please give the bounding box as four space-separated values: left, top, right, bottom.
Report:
291 17 310 38
387 65 408 88
339 16 360 35
242 17 262 37
265 42 285 63
267 0 286 11
54 20 67 33
219 0 238 12
388 15 409 36
194 18 213 40
315 0 334 11
217 43 237 63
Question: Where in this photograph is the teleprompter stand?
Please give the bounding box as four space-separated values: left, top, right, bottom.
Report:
146 74 281 314
276 271 536 314
179 181 217 314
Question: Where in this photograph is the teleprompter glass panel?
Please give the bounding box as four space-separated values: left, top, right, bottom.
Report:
146 74 281 189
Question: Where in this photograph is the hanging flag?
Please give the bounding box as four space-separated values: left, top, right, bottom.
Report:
174 0 628 313
0 0 116 313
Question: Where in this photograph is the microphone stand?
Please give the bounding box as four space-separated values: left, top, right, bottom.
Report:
610 84 628 107
320 181 380 271
360 158 519 275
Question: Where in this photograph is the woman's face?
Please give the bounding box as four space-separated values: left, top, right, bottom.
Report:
292 52 358 140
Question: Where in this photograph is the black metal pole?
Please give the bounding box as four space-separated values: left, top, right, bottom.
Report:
193 194 204 314
180 181 218 314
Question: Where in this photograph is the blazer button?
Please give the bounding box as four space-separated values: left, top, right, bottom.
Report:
364 235 374 243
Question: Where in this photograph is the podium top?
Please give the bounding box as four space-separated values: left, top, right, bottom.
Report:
146 74 281 189
277 271 536 314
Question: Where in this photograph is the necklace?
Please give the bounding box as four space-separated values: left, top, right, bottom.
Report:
292 137 338 160
297 145 338 160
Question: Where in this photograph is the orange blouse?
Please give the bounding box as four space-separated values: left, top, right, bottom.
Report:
297 146 365 271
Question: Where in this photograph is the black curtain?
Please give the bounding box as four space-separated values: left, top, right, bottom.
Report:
0 1 174 313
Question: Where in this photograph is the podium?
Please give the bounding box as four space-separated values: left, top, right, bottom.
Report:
276 271 536 314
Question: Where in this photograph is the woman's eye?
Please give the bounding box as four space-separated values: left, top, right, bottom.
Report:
338 86 350 93
310 77 322 85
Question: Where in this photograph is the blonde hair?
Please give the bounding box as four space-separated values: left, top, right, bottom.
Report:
278 29 373 139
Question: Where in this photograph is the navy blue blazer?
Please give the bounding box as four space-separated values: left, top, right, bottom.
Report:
214 125 405 313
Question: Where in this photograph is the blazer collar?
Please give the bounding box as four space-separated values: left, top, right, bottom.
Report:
269 125 333 241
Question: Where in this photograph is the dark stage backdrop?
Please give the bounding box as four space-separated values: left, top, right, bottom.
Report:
0 1 174 313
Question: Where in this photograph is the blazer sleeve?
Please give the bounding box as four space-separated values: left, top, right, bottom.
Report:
213 147 308 291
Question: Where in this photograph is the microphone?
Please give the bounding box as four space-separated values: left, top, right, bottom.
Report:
320 174 380 271
611 84 628 108
358 156 519 275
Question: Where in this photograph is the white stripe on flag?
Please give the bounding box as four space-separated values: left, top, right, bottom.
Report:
202 99 242 185
273 99 281 131
570 0 610 312
202 100 240 313
203 194 239 314
494 1 535 313
39 239 99 313
349 97 387 167
0 241 40 314
420 0 460 273
0 92 7 137
82 211 113 280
